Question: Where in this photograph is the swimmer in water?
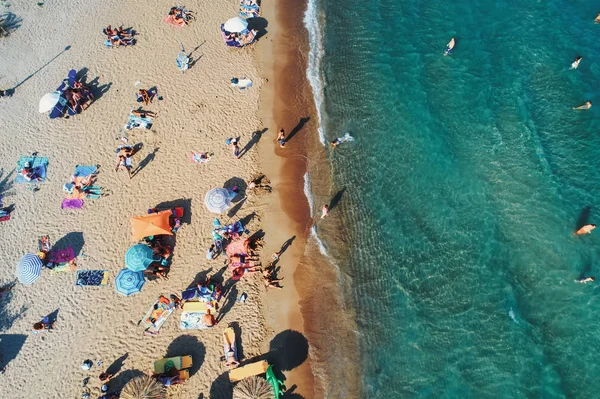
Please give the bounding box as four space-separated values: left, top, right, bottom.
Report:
444 38 455 56
571 56 582 69
330 138 342 148
573 101 592 110
575 224 596 235
575 276 595 283
595 13 600 24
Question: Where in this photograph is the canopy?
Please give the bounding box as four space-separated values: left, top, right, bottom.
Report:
204 188 232 214
39 91 61 113
125 244 154 272
16 253 43 284
115 268 145 296
130 210 173 241
223 17 248 33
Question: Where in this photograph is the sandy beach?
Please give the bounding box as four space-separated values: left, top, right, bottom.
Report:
0 0 317 397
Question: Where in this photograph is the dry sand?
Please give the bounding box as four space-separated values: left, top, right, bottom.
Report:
0 0 308 397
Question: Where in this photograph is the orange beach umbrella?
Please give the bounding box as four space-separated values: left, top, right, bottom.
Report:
130 210 173 241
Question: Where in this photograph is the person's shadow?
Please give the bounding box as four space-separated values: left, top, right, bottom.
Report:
106 353 129 376
216 285 238 323
238 128 268 158
277 236 296 256
131 147 159 178
285 117 310 144
328 187 346 211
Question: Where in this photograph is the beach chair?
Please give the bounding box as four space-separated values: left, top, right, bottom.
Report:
154 355 192 382
228 360 269 382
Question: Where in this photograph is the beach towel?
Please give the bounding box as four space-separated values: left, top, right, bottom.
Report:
231 77 253 90
61 198 84 209
125 113 153 130
73 165 98 178
140 296 175 333
191 152 210 163
15 156 48 183
179 301 216 330
49 247 75 264
75 270 109 286
163 14 186 27
176 53 189 73
225 237 249 257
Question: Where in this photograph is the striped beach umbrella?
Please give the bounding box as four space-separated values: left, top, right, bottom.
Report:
16 253 43 284
125 244 154 272
115 268 145 296
204 188 232 214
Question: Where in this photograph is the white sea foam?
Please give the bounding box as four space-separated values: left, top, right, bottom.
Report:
303 172 314 217
338 132 354 143
303 0 326 145
508 308 518 324
310 225 328 256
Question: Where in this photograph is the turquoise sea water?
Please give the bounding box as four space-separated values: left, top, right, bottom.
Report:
310 0 600 397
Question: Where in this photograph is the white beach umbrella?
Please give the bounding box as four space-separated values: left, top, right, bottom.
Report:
223 17 248 33
38 91 61 113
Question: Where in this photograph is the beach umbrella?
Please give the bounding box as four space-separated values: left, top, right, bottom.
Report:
121 375 166 399
232 376 274 399
115 268 145 296
223 17 248 33
38 91 61 113
130 210 173 241
204 188 232 214
15 253 43 284
125 244 154 272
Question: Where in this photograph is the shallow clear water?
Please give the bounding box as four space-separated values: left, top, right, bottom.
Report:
314 0 600 397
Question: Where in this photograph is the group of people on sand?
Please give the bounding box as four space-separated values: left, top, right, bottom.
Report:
65 80 94 113
103 25 134 47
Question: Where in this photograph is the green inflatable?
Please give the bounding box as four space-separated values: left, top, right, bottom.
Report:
265 365 285 399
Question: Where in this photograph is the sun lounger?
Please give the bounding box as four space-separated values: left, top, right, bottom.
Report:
75 270 109 286
228 360 269 382
15 156 48 184
140 296 175 333
179 301 217 330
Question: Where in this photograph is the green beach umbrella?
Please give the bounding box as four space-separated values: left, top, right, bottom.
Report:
125 244 154 272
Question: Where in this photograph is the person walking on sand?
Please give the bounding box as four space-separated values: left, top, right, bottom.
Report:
444 37 455 56
321 204 329 219
576 224 596 235
573 101 592 110
277 128 286 148
571 56 583 69
575 276 595 283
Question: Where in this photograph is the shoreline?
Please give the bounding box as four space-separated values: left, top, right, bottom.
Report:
257 0 362 396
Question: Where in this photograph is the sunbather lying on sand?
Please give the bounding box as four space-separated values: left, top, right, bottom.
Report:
225 344 239 369
237 30 257 46
19 162 42 181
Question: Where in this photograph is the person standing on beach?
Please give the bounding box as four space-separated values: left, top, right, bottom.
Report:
573 101 592 110
575 224 596 235
277 128 286 148
321 204 329 219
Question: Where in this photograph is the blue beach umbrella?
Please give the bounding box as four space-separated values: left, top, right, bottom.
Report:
115 268 145 296
125 244 154 272
15 253 43 284
204 188 232 214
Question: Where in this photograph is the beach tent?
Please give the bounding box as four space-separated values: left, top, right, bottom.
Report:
125 244 155 272
130 210 173 241
223 17 248 33
15 253 43 284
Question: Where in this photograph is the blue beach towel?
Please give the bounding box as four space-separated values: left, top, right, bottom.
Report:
75 270 109 286
15 156 48 183
73 165 97 178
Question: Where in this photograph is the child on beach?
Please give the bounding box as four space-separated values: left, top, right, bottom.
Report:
277 129 286 148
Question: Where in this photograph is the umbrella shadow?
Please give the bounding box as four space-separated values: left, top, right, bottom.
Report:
109 369 144 391
0 334 27 371
247 17 268 41
131 147 159 178
53 231 84 257
575 206 592 231
216 285 237 323
11 45 71 92
224 177 247 202
165 335 206 377
328 187 346 212
106 352 129 376
238 128 268 159
0 13 23 36
285 117 310 144
267 329 309 372
209 372 232 399
155 198 193 225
